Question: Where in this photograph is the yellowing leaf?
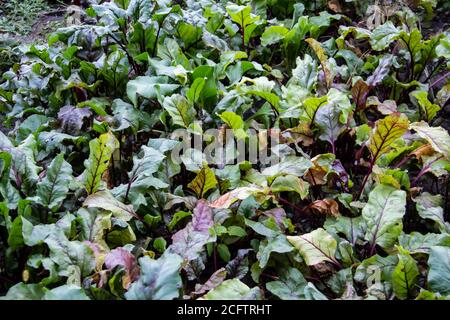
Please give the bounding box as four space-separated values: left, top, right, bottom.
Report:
82 132 119 195
188 165 218 198
305 38 332 89
368 113 409 162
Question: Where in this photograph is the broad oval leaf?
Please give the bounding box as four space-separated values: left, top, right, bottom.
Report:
287 228 338 266
362 184 406 251
368 113 409 162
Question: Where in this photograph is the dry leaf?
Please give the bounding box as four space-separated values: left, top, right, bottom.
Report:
309 199 340 217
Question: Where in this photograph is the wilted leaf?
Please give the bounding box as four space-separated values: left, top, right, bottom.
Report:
309 199 340 217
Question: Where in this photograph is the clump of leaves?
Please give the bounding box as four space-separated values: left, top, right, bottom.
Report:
0 0 449 300
0 0 51 35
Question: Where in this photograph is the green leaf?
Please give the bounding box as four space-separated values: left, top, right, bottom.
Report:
1 283 45 300
162 94 196 128
226 5 259 29
266 267 308 300
176 22 202 49
354 254 398 283
325 216 365 245
167 211 192 232
219 111 247 140
305 38 332 88
271 175 309 199
125 253 183 300
257 235 293 268
287 228 338 266
315 104 345 148
188 165 218 198
199 278 262 300
392 247 419 300
399 232 450 254
301 95 328 123
153 237 167 253
29 153 72 210
436 33 450 59
362 184 406 250
261 26 289 46
187 78 206 103
412 91 441 122
289 54 317 91
217 243 231 262
83 190 137 222
414 192 449 233
127 76 179 106
82 132 119 195
112 145 168 208
7 215 24 250
76 208 111 249
370 21 401 51
427 246 450 295
0 152 21 209
261 156 312 178
43 285 90 300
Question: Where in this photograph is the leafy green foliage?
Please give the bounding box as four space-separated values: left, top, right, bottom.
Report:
0 0 449 301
